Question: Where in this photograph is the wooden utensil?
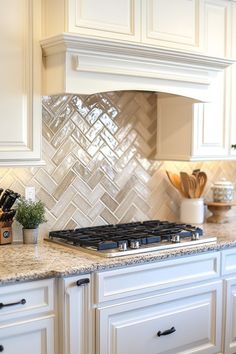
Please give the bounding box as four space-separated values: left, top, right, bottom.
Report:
166 171 188 197
192 169 200 176
180 172 191 198
188 174 197 198
196 171 207 197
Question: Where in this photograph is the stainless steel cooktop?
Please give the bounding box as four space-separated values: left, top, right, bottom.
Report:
48 220 217 258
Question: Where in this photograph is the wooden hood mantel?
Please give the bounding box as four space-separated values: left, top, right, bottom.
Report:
41 33 234 101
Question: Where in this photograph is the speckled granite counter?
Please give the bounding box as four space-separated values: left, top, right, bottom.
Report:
0 222 236 285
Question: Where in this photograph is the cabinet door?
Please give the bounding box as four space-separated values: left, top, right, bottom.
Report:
224 277 236 354
142 0 203 52
0 317 54 354
67 0 141 42
0 0 42 165
156 87 229 161
203 0 231 58
58 275 93 354
229 3 236 158
192 72 229 159
97 281 222 354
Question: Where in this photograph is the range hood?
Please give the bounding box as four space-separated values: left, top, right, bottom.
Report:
41 33 234 101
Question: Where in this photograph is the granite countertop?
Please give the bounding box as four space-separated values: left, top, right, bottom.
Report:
1 222 236 285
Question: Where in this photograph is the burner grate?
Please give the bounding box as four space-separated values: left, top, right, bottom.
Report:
49 220 203 251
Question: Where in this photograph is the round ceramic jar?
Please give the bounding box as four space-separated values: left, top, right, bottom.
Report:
211 178 234 202
180 198 204 224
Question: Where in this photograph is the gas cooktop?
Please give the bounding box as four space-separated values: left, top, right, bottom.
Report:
48 220 217 258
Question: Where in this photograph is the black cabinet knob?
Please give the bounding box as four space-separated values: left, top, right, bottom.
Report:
0 345 4 352
76 278 90 287
231 144 236 150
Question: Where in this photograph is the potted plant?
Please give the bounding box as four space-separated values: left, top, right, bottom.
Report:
16 198 47 244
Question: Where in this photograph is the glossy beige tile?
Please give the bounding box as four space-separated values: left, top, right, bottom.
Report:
0 91 235 241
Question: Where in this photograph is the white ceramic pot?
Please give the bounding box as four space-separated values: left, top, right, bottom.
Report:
211 178 234 202
180 198 204 224
23 228 39 244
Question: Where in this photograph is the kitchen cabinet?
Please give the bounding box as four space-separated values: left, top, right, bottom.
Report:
57 275 94 354
42 0 234 59
42 0 141 42
95 253 222 354
221 248 236 353
155 79 231 161
229 4 236 158
0 0 43 166
0 278 55 354
3 248 236 353
97 282 222 354
0 318 54 354
141 0 204 52
155 0 235 161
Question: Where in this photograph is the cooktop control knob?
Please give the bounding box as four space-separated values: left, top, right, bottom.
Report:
130 240 140 249
192 232 200 241
119 242 128 251
171 235 180 243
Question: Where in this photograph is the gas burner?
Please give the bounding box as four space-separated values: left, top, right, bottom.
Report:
48 220 216 257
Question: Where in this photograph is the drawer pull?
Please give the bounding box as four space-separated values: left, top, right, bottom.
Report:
0 298 26 309
157 326 176 337
76 278 90 287
0 345 4 352
231 144 236 150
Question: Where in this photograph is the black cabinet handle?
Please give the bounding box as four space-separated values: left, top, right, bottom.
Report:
76 278 90 287
0 345 4 352
0 298 26 309
231 144 236 150
157 326 176 337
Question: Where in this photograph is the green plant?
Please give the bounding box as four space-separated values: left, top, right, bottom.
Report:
16 198 47 229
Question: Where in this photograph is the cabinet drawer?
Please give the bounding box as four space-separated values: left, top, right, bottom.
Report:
97 281 222 354
95 253 220 303
0 279 54 323
221 248 236 275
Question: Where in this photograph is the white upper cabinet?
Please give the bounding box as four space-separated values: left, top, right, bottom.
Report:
41 0 236 161
43 0 141 42
229 4 236 158
0 0 43 166
156 0 236 161
43 0 234 59
68 0 141 42
156 82 230 161
142 0 204 52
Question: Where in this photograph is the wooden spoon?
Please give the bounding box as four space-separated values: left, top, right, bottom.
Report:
166 171 188 197
196 171 207 197
180 172 190 198
188 174 197 198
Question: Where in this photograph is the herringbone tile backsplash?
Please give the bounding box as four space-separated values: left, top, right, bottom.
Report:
1 91 236 240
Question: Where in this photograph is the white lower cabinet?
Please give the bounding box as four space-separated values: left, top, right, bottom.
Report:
0 279 55 354
0 317 54 354
224 277 236 354
95 252 223 354
222 248 236 354
97 281 222 354
57 275 94 354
